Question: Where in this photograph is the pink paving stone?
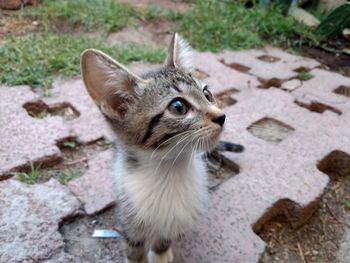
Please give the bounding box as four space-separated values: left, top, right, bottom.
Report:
42 78 116 144
0 86 70 177
219 46 320 82
281 78 303 91
193 51 261 94
68 149 115 215
291 68 350 117
0 179 81 263
171 85 350 262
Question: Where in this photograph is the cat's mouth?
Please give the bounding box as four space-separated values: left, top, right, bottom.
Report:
195 127 223 152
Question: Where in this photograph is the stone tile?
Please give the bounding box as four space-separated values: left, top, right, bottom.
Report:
68 149 115 215
0 86 70 177
193 51 260 94
291 68 350 118
43 78 116 144
0 179 81 263
219 46 320 82
281 78 303 91
171 51 349 262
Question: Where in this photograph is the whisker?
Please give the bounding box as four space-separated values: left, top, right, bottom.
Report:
150 130 191 159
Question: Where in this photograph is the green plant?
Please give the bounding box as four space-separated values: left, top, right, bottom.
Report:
341 199 350 209
99 138 114 149
0 32 166 89
23 0 138 32
298 70 314 81
177 0 312 51
57 169 82 184
14 161 42 184
63 141 77 149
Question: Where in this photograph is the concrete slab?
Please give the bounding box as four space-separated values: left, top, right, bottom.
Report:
171 50 349 262
0 179 81 263
68 149 115 215
0 86 70 177
193 51 260 94
219 46 320 82
291 68 350 118
43 78 116 144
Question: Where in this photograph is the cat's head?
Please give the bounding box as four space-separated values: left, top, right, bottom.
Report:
81 33 225 153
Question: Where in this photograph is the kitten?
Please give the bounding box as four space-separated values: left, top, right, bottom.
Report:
81 33 226 263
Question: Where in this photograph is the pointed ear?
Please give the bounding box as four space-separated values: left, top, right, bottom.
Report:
81 49 144 120
164 33 193 71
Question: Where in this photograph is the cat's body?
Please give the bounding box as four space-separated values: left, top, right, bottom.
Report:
81 34 226 263
113 144 208 242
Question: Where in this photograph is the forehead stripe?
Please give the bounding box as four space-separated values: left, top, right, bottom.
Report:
171 85 182 93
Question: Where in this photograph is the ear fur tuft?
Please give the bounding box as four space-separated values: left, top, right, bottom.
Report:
164 33 193 71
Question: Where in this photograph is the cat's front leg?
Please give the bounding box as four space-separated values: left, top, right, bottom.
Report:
148 239 173 263
124 238 148 263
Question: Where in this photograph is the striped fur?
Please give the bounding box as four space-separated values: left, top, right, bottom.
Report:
81 33 225 263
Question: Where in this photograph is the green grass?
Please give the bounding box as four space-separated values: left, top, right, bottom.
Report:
13 160 82 184
23 0 139 32
177 0 315 52
0 32 166 89
341 199 350 209
13 161 42 184
298 70 314 81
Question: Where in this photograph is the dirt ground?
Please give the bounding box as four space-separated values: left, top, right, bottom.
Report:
1 1 350 262
259 172 350 263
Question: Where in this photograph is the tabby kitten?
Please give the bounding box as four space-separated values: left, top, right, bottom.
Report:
81 33 226 263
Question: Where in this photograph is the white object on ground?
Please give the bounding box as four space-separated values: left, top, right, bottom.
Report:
92 229 121 238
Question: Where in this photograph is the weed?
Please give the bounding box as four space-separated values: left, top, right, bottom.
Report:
63 141 77 149
298 70 314 81
55 169 82 184
99 138 114 149
14 161 42 184
0 32 166 89
341 199 350 209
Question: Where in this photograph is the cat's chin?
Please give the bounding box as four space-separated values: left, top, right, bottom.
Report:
201 128 223 152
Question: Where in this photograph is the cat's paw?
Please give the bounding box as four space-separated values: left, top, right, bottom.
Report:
148 248 173 263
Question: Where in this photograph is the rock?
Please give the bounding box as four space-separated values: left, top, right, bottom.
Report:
68 150 115 215
0 0 22 10
0 179 81 263
289 7 320 28
343 28 350 40
0 86 70 177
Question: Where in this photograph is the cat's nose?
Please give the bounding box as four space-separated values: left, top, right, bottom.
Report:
212 114 226 127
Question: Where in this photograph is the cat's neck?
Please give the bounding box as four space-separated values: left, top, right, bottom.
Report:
117 142 203 176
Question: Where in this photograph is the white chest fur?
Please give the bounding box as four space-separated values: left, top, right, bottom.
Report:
113 149 208 239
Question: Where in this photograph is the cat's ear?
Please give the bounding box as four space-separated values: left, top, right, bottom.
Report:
164 33 193 71
81 49 144 120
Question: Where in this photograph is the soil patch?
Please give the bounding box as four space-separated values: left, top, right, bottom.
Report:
259 172 350 263
60 206 125 263
301 45 350 77
120 0 192 12
107 17 175 47
0 12 41 41
50 18 104 39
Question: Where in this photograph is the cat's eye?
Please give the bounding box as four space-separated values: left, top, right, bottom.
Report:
168 98 188 115
203 86 214 102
